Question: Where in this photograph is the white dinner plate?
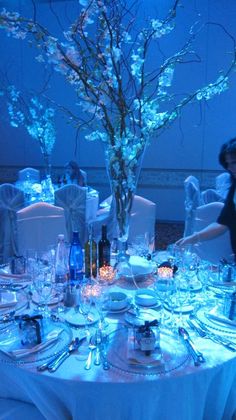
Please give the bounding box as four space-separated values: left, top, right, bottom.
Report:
32 292 63 306
0 291 18 309
61 308 99 327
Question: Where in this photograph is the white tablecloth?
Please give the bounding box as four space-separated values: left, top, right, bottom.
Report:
0 285 236 420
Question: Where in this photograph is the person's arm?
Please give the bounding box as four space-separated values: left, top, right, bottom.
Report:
176 222 228 247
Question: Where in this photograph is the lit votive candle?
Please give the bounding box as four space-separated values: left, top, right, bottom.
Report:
99 265 116 284
157 266 173 279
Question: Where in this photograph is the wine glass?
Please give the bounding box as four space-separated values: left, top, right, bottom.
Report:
153 276 171 326
79 284 93 336
33 269 54 317
93 285 109 331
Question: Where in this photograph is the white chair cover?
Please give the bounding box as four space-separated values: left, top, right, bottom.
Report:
92 195 117 242
194 202 233 264
17 202 67 255
215 172 231 200
18 167 40 183
93 194 156 250
54 185 87 245
128 195 156 249
184 175 201 237
0 398 45 420
0 184 25 263
201 188 223 204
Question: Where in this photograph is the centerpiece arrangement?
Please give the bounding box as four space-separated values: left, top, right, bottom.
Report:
0 0 236 253
6 85 56 178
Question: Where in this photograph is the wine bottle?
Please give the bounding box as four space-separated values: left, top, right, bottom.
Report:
55 234 68 283
69 231 84 285
98 225 111 268
84 229 97 279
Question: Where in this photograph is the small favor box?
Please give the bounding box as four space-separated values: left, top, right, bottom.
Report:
134 320 160 355
19 315 43 347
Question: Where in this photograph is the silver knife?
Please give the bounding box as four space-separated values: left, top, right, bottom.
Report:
48 336 86 373
178 327 205 366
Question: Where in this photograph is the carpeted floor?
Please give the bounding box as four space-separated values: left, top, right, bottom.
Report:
155 221 184 250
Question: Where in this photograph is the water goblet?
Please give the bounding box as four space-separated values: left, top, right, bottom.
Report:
93 285 109 331
79 284 93 336
33 270 53 317
153 276 171 327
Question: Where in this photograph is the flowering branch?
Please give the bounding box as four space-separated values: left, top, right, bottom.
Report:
5 85 56 161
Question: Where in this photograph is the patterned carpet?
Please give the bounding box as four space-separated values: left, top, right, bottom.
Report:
155 221 184 250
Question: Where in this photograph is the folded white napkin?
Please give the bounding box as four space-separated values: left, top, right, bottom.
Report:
0 329 62 360
208 306 236 327
127 329 164 368
0 291 17 308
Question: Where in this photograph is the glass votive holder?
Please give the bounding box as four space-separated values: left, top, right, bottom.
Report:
98 265 116 285
157 266 173 279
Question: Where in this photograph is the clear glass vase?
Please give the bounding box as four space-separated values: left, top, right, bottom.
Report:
105 146 145 267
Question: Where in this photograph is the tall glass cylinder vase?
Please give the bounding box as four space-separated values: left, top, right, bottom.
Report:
41 153 54 203
105 145 145 265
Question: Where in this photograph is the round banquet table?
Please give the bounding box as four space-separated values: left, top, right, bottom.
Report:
0 284 236 420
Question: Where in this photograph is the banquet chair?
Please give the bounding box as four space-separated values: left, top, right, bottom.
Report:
17 167 40 183
93 194 156 250
0 184 25 264
128 195 156 250
54 184 87 245
193 202 233 264
215 172 231 200
92 195 117 242
183 175 201 237
16 202 67 256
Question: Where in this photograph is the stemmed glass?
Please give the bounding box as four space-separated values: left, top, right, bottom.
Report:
79 284 93 337
153 276 171 326
93 285 109 331
33 268 54 318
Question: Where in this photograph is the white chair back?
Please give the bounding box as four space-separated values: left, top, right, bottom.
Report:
184 175 201 237
215 172 231 200
92 195 117 242
0 184 25 263
194 202 233 264
17 202 67 255
18 167 40 183
54 184 87 245
93 194 156 250
128 195 156 250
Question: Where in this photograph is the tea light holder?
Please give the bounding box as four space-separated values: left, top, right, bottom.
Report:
157 266 173 279
98 265 116 285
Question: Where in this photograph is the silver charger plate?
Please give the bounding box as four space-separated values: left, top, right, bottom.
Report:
194 306 236 338
0 318 72 366
106 326 189 376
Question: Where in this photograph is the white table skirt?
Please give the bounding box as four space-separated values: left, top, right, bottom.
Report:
0 314 236 420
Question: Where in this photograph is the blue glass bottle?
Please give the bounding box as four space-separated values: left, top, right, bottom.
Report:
69 231 84 285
